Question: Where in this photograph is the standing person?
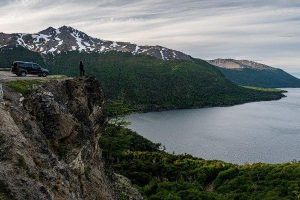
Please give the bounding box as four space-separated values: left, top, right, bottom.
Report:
79 61 85 76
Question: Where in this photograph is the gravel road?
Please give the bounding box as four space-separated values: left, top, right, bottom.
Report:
0 71 47 82
0 71 68 82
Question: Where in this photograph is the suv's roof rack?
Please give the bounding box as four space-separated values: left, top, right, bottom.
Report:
14 61 35 64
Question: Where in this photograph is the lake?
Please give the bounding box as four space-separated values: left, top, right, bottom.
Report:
126 89 300 164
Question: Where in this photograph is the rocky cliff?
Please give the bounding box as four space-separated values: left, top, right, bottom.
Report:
0 77 142 200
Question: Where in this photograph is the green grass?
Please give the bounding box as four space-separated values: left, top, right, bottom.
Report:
6 80 46 95
219 67 300 88
47 75 68 80
5 75 68 95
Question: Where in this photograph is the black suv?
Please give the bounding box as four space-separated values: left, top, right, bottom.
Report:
11 61 49 77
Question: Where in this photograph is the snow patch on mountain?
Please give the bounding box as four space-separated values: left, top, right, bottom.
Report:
58 40 63 46
110 41 120 48
16 34 25 46
100 46 106 52
55 28 61 35
48 47 56 53
160 48 166 60
83 41 91 47
173 51 177 59
71 32 86 52
133 45 140 55
33 34 51 43
17 34 34 50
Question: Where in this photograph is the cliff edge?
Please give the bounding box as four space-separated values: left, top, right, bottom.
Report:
0 77 142 200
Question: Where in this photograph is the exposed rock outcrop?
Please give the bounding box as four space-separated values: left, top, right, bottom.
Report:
0 77 143 200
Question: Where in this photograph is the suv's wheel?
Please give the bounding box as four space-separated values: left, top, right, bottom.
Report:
42 72 47 77
20 71 27 77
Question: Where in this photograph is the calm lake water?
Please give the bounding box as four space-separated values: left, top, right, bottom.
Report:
126 89 300 164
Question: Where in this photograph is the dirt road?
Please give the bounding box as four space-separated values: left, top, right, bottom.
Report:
0 71 68 82
0 71 44 82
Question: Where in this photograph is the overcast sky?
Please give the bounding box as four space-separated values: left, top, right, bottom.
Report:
0 0 299 74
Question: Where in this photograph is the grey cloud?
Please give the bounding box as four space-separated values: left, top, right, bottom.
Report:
0 0 299 72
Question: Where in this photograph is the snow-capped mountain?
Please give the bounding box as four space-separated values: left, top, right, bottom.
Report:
0 26 191 61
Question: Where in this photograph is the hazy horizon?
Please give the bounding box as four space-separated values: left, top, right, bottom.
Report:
0 0 299 75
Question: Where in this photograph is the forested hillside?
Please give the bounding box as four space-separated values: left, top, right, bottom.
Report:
219 67 300 88
0 46 284 111
100 125 300 200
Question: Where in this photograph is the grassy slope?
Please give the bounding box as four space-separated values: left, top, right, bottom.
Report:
4 75 68 95
5 80 47 95
100 125 300 200
0 47 284 111
219 67 300 88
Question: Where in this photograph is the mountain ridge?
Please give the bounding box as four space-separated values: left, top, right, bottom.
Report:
2 26 298 89
0 26 191 61
208 58 278 70
208 58 300 88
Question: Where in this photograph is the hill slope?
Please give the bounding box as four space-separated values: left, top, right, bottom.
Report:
0 46 285 111
209 59 300 88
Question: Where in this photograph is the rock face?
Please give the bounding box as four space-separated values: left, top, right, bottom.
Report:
0 26 191 61
0 77 143 200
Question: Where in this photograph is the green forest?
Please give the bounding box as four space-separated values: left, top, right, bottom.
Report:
0 47 284 111
219 67 300 88
100 124 300 200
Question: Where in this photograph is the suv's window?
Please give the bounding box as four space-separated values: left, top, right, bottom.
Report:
18 63 26 68
25 63 32 68
32 64 40 69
